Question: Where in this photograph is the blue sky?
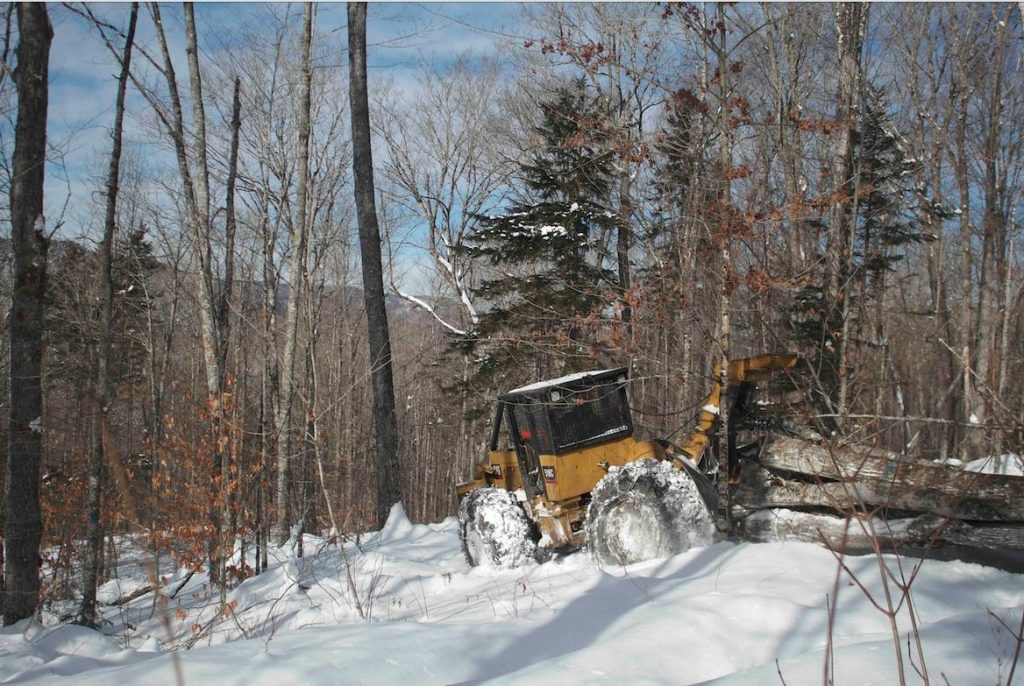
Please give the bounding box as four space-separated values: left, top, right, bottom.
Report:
37 2 523 244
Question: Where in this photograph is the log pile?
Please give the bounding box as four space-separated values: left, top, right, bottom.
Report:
732 436 1024 551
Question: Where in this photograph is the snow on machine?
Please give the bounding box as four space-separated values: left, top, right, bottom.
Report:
455 354 800 566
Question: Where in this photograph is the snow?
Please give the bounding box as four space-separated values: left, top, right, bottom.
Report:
964 453 1024 477
536 224 567 238
588 459 715 565
508 369 623 394
936 453 1024 477
1 506 1021 685
591 424 630 439
460 489 536 568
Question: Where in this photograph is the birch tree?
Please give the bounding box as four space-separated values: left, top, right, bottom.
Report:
823 2 869 428
273 2 314 545
80 1 138 628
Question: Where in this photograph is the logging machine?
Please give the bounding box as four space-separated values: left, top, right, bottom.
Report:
455 353 800 566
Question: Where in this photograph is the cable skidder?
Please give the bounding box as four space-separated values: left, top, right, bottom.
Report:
455 354 800 566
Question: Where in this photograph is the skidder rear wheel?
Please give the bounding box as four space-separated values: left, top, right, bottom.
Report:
458 488 537 568
586 459 715 566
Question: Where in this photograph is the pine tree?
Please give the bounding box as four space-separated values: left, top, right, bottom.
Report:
853 97 931 293
652 89 706 229
457 82 619 393
789 90 933 424
645 88 715 286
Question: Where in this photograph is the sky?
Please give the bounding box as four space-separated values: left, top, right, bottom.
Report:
34 3 522 259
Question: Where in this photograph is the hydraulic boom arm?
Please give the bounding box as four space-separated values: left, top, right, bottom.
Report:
676 353 799 465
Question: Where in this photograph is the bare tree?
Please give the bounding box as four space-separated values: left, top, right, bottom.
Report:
823 2 869 427
79 1 138 628
273 2 314 545
3 2 51 626
378 56 511 335
348 2 402 528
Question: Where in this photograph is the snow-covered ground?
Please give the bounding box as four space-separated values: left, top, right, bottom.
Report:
965 454 1024 477
939 452 1023 476
2 506 1022 685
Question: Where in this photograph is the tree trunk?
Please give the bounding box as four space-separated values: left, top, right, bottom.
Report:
973 10 1011 453
823 2 868 426
951 16 978 458
616 170 632 347
80 2 137 628
148 2 228 583
348 2 403 529
216 74 242 599
754 436 1024 505
181 4 222 402
218 76 241 386
713 3 733 534
3 3 51 626
273 2 314 545
181 1 230 587
740 510 1024 552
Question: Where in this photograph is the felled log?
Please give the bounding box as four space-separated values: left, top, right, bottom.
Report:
739 509 943 549
942 521 1024 550
102 583 153 607
739 509 1024 551
743 436 1024 521
734 465 1024 521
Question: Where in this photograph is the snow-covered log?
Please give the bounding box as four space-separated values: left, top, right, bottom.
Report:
739 509 945 549
745 436 1024 520
734 464 1024 521
739 509 1024 551
732 436 1024 551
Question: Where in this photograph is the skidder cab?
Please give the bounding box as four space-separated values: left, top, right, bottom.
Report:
455 354 800 567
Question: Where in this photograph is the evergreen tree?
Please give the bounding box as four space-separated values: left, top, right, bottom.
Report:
46 227 157 389
645 88 714 281
457 82 619 393
652 88 706 229
789 90 934 422
853 97 931 294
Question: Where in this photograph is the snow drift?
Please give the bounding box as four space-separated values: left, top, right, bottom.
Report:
1 505 1021 685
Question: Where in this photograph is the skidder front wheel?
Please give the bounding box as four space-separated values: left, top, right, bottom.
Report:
586 459 715 566
458 488 537 568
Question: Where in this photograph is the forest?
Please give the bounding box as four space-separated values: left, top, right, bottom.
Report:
1 2 1022 629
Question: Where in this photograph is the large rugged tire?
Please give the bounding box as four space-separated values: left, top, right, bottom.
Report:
586 459 715 566
458 488 537 568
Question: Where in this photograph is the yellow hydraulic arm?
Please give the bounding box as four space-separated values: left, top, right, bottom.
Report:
676 353 799 465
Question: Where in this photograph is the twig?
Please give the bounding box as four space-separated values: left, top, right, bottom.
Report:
987 608 1024 686
775 658 789 686
106 583 154 607
101 419 185 686
168 570 196 601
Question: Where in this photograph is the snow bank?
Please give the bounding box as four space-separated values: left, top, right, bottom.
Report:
3 514 1021 686
964 453 1024 476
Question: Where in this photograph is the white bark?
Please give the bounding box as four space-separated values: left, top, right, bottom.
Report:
273 2 314 545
